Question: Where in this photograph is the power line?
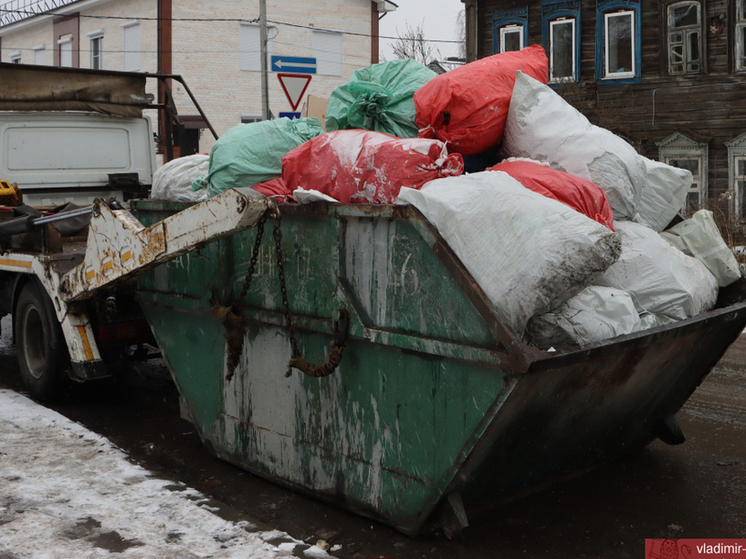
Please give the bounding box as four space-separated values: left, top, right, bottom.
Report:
0 6 464 46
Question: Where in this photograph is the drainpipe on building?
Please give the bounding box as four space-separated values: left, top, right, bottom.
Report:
260 0 270 121
158 0 173 160
462 0 477 62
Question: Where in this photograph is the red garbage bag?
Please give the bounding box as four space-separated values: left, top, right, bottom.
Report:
282 129 464 204
414 44 548 156
253 177 294 203
489 160 615 231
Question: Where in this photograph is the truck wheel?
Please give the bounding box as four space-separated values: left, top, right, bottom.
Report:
15 281 67 402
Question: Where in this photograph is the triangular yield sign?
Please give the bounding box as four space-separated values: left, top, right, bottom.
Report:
277 73 312 111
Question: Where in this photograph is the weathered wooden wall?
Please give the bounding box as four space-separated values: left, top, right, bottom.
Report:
476 0 746 231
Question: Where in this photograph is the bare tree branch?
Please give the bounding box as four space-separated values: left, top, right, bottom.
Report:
387 23 441 65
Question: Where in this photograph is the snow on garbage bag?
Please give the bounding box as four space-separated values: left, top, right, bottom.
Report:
326 59 437 139
282 129 464 204
414 45 548 156
660 209 741 287
595 220 718 322
151 154 209 203
192 117 323 198
489 158 615 230
396 171 622 334
503 71 691 229
527 286 641 350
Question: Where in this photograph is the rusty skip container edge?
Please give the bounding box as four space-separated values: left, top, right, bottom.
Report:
133 199 746 536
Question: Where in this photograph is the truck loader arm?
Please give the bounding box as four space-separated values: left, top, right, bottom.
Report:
59 188 275 303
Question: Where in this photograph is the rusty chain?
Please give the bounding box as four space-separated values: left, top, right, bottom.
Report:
271 212 301 359
233 207 347 379
236 211 267 307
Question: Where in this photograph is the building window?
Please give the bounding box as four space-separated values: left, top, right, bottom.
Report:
240 114 264 124
549 19 575 80
667 2 701 75
605 11 634 76
89 32 103 70
313 29 343 76
58 36 73 67
657 132 708 218
493 8 528 54
542 0 581 82
121 21 140 72
11 52 21 64
239 22 275 72
33 46 45 65
726 133 746 220
737 0 746 71
596 2 641 81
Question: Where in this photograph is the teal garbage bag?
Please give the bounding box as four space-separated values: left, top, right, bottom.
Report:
193 117 323 198
326 59 437 138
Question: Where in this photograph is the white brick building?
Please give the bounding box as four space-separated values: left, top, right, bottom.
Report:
0 0 396 154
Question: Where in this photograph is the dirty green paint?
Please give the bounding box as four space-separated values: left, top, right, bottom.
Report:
136 201 512 533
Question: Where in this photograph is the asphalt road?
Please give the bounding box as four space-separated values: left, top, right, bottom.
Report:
1 314 745 559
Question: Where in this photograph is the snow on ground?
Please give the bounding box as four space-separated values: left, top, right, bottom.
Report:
0 388 337 559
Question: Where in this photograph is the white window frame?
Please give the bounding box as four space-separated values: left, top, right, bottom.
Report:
33 45 46 66
58 36 73 68
604 10 636 79
549 17 576 82
667 1 701 75
658 132 708 218
239 22 275 72
88 30 104 70
726 133 746 220
499 24 524 52
10 51 21 64
121 21 140 72
240 114 263 124
737 0 746 71
313 28 343 76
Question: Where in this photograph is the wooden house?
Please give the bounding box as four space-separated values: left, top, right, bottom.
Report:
463 0 746 231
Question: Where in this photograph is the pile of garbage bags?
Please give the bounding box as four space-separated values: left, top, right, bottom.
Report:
150 45 742 350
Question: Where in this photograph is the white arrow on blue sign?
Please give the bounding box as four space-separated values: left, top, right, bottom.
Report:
271 55 317 74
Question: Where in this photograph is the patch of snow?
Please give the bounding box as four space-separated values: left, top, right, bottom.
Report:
0 389 338 559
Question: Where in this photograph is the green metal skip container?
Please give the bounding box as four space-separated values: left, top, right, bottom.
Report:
133 198 746 536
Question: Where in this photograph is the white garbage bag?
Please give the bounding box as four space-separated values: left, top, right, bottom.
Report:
527 286 641 349
503 71 691 231
596 220 718 321
151 154 210 203
397 171 622 334
660 210 741 287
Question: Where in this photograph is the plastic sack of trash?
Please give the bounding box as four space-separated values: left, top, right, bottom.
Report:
503 72 691 229
397 171 622 334
252 177 294 203
282 129 464 204
326 59 437 138
192 117 323 198
660 209 741 287
414 45 548 156
151 154 209 203
489 159 615 230
527 286 641 349
595 220 718 321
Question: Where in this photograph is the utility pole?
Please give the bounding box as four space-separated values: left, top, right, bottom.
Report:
260 0 270 120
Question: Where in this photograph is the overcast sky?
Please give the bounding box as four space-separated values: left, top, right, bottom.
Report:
378 0 465 63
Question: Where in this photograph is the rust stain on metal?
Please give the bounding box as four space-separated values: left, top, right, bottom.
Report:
211 303 247 381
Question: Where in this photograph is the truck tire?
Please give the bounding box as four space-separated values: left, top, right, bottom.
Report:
15 281 67 402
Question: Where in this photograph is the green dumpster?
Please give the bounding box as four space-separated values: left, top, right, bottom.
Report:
133 199 746 536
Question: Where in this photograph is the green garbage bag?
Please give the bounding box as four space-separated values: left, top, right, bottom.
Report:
326 59 437 138
192 117 323 198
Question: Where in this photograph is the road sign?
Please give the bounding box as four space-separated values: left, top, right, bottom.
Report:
271 56 317 74
277 73 312 111
279 112 301 120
